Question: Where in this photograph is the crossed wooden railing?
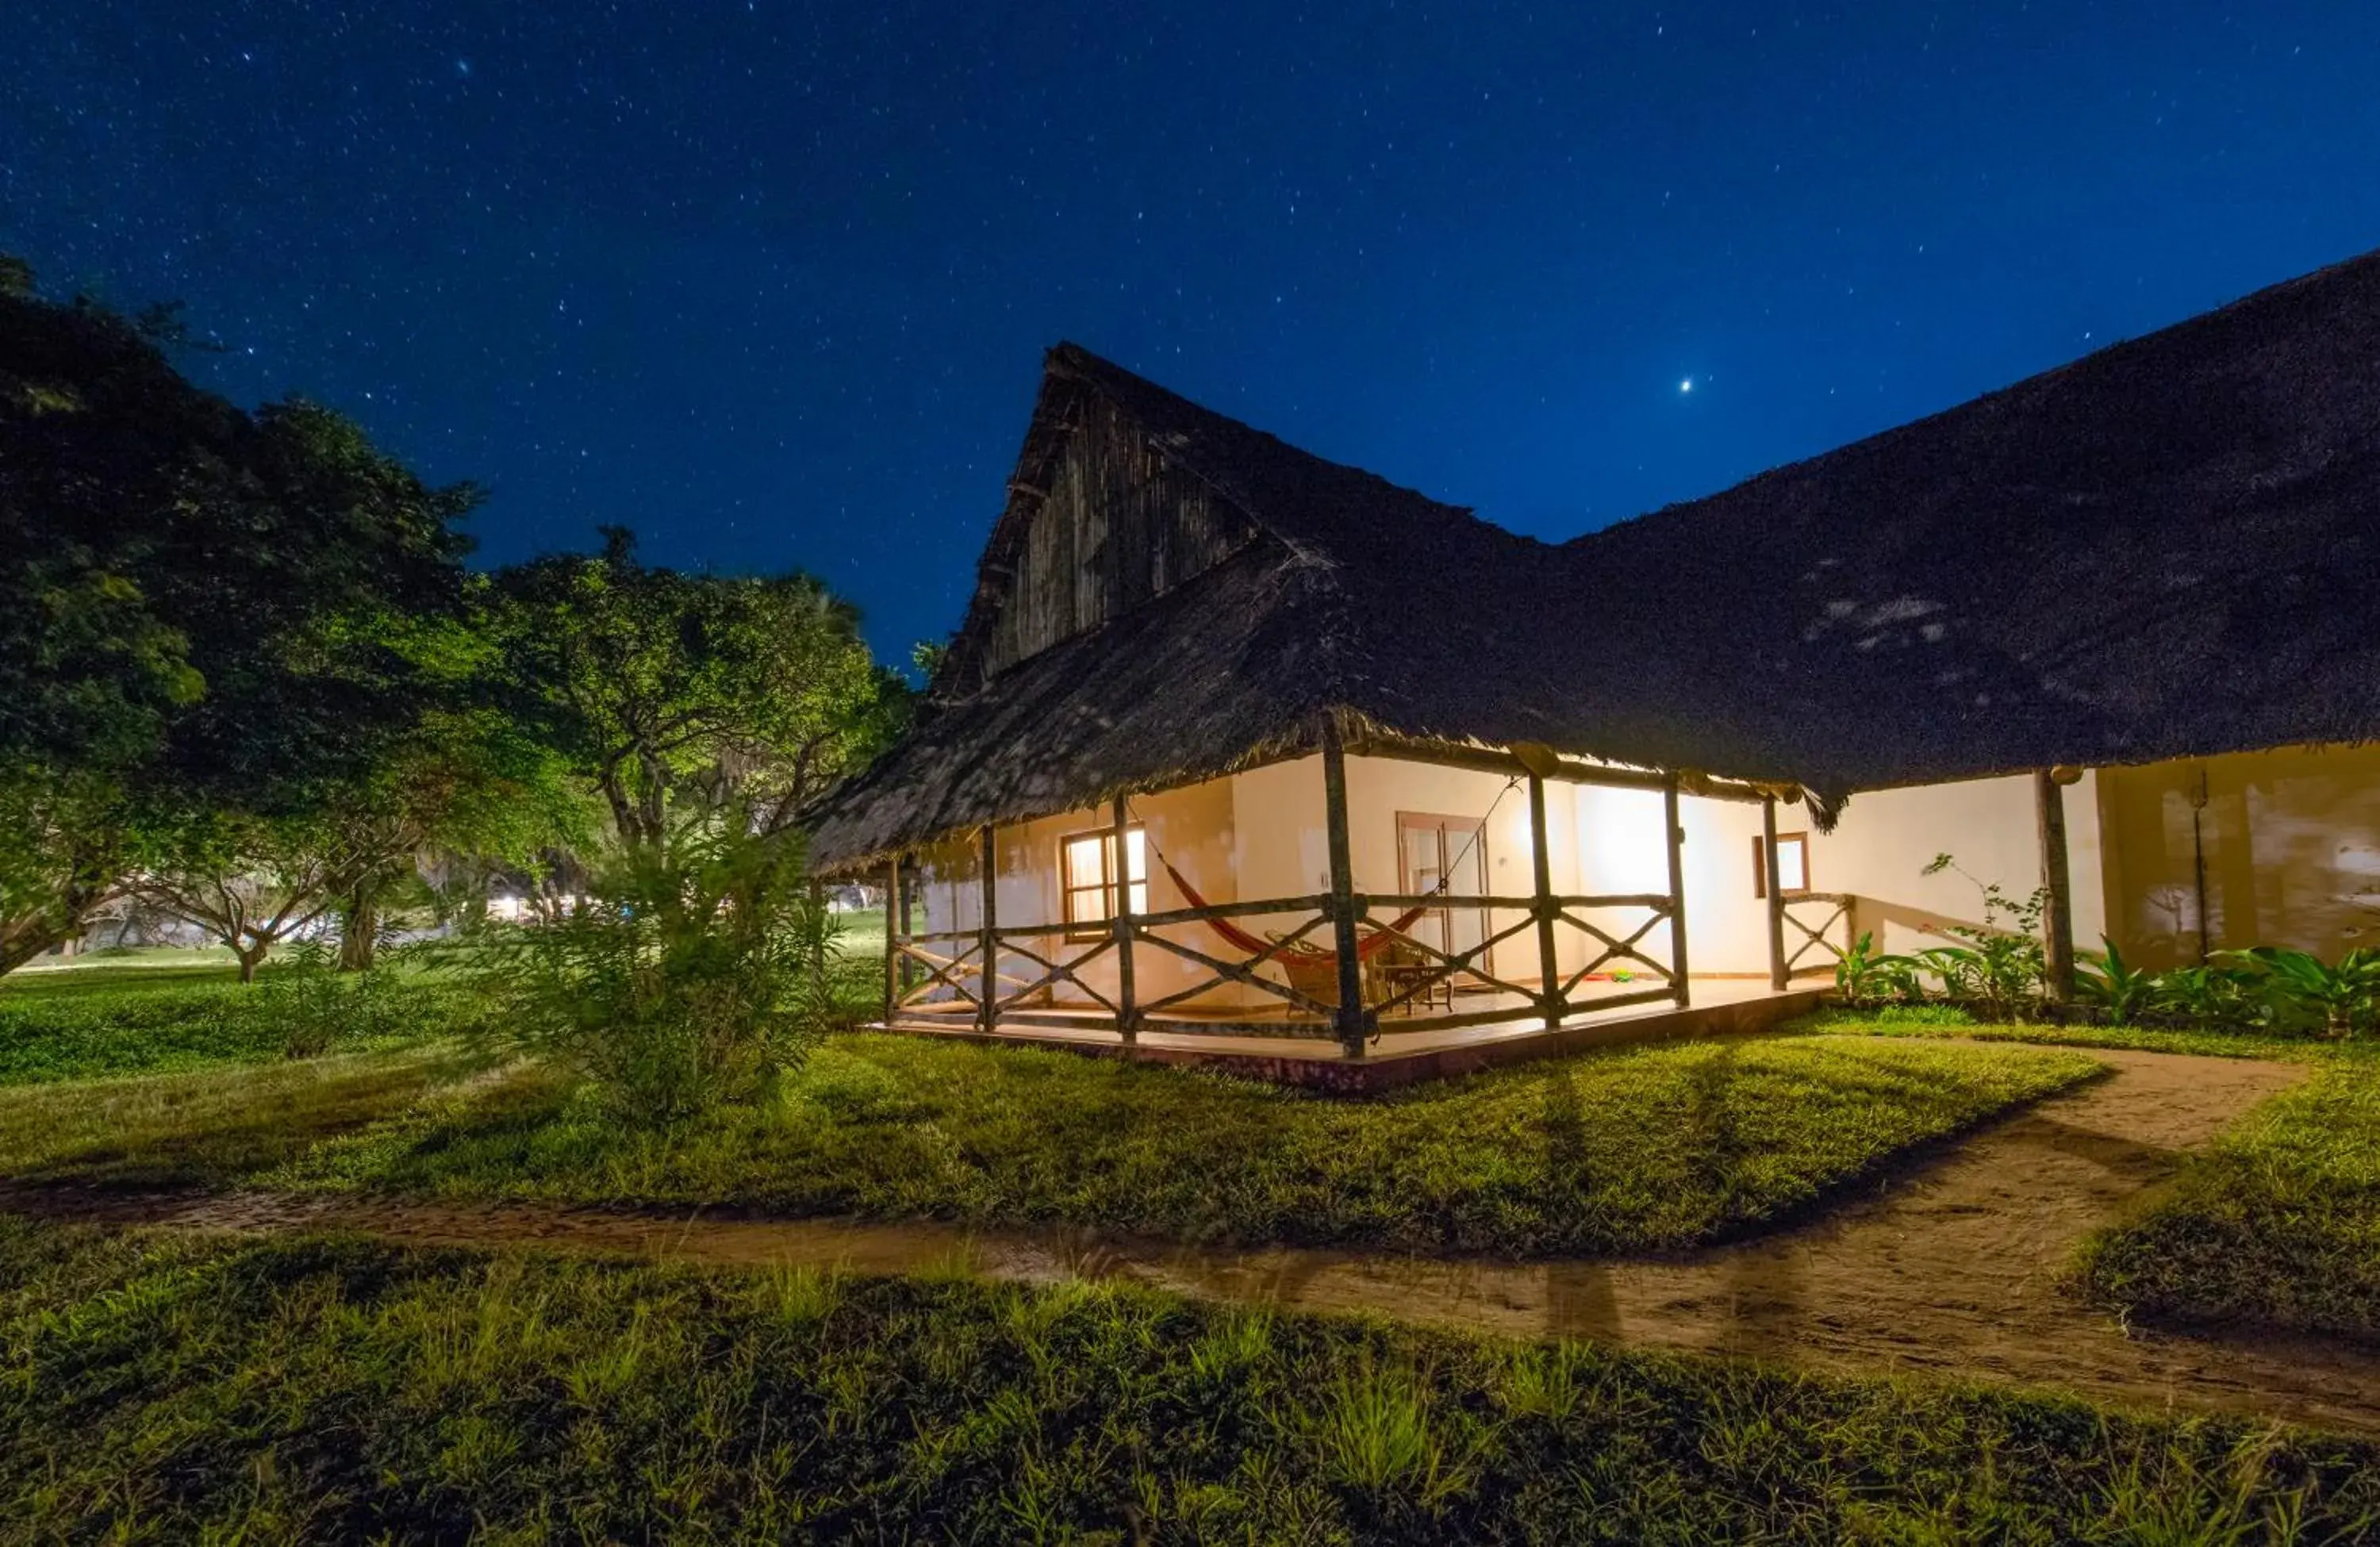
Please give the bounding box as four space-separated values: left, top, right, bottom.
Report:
890 888 1685 1042
1780 891 1855 977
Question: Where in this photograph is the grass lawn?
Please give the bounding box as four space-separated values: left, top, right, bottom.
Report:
1807 1008 2380 1344
255 1031 2100 1257
0 954 468 1087
4 1217 2372 1545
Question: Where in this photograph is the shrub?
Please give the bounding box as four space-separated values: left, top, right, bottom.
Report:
462 819 837 1125
255 935 435 1059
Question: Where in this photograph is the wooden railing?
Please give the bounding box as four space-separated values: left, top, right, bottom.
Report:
1780 891 1855 978
889 888 1687 1042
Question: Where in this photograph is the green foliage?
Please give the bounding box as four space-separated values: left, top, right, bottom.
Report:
2 1219 2374 1541
2228 946 2380 1040
460 818 838 1125
255 937 447 1060
1833 931 1925 1004
488 528 908 853
2075 937 2160 1025
1915 853 2048 1019
0 272 474 969
275 1033 2096 1256
2076 1047 2380 1340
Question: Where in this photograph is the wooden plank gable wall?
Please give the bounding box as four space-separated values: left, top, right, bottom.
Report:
985 394 1256 675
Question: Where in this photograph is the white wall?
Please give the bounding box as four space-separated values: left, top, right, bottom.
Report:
897 758 2111 1011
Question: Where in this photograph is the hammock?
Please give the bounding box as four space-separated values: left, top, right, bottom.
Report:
1154 854 1438 966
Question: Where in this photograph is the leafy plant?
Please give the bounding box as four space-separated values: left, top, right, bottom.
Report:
2075 938 2159 1026
255 933 433 1058
2226 946 2380 1040
2151 962 2262 1027
461 814 838 1124
1917 854 2048 1019
1835 931 1925 1004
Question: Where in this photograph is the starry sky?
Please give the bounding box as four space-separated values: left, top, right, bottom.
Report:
6 2 2378 665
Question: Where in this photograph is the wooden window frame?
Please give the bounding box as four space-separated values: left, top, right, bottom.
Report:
1059 824 1148 942
1752 831 1812 899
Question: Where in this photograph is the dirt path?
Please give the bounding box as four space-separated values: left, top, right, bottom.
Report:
9 1044 2378 1434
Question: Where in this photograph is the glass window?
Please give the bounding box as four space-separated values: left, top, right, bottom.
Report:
1061 827 1147 937
1754 832 1811 897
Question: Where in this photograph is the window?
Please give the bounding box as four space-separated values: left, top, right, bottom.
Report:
1752 832 1810 898
1061 827 1147 939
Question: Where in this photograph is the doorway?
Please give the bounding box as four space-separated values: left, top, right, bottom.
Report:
1395 811 1493 978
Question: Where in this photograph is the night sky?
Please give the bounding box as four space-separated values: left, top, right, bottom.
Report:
6 2 2378 665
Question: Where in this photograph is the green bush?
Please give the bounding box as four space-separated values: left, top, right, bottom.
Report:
461 820 838 1125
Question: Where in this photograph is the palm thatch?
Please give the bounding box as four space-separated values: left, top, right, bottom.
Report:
809 249 2380 868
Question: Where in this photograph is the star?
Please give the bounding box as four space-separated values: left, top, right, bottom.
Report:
1679 378 1695 393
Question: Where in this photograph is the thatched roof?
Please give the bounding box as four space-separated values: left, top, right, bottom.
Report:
809 250 2380 867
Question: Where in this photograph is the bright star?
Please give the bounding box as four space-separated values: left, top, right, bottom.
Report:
1679 377 1694 393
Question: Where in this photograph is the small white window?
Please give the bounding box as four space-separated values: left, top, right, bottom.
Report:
1753 832 1810 897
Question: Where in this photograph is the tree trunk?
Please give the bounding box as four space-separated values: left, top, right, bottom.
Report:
0 924 66 978
235 939 269 984
338 890 379 971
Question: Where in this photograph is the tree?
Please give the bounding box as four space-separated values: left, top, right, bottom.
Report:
0 262 475 972
124 812 350 983
489 528 907 854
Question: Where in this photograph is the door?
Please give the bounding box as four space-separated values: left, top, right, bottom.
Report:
1395 812 1492 977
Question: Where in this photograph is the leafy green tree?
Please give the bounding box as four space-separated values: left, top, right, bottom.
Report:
489 528 907 854
0 262 474 973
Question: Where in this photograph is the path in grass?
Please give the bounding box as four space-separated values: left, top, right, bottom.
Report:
10 1042 2374 1434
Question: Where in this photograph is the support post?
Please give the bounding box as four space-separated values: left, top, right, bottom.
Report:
1664 775 1691 1008
2035 770 2076 1003
808 875 828 1002
1111 793 1138 1045
1320 717 1372 1058
881 857 900 1027
1528 774 1560 1029
1761 797 1788 991
977 825 999 1034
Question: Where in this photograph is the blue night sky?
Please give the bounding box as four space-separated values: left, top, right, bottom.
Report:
6 2 2378 663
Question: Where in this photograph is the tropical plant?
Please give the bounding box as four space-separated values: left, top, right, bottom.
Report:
1916 854 2048 1019
2226 946 2380 1040
462 813 839 1123
2073 938 2160 1025
2150 961 2262 1027
1835 931 1924 1004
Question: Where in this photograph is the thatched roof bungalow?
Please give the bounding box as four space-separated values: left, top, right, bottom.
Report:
811 249 2380 1073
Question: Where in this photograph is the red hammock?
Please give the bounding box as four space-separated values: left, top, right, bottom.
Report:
1154 855 1437 966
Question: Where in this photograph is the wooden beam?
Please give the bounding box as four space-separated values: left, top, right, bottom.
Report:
977 825 999 1034
2036 770 2077 1002
1664 775 1691 1008
1320 717 1372 1058
1527 774 1560 1030
1111 793 1138 1045
1762 797 1788 992
1348 732 1772 803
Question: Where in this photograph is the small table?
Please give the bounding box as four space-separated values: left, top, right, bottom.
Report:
1380 962 1455 1015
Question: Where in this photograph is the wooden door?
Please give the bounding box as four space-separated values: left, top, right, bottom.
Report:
1395 812 1492 976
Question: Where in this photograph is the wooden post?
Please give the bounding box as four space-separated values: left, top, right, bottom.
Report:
1111 793 1138 1045
1664 775 1691 1008
1528 773 1560 1029
2036 770 2076 1003
808 875 828 1002
1761 797 1788 991
977 825 999 1034
1320 717 1371 1058
881 858 900 1027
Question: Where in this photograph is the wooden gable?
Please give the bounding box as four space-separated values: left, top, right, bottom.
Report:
981 392 1257 676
